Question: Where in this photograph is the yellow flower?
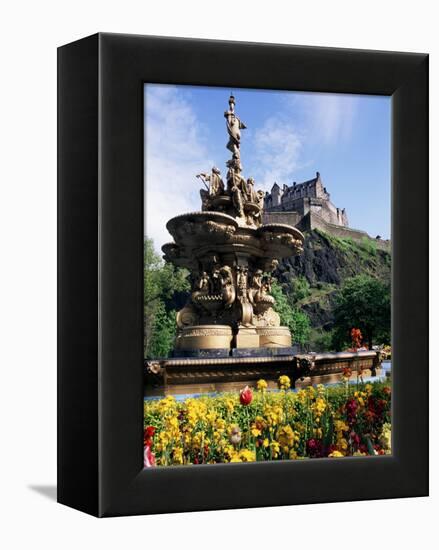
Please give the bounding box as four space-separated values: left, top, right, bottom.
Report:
296 389 307 404
223 445 236 460
278 375 291 390
230 455 242 463
239 449 256 462
264 404 283 427
334 420 349 433
380 423 392 452
172 447 184 464
257 379 268 392
206 411 217 424
328 450 344 458
277 425 295 448
314 397 326 414
215 418 226 431
166 416 179 430
270 440 280 458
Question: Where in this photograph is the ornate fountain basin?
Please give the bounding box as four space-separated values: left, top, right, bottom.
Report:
257 223 304 258
163 213 304 269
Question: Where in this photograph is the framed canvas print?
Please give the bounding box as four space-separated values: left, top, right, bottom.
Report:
58 33 428 517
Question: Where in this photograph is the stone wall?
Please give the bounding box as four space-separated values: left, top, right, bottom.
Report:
264 210 391 252
262 211 301 226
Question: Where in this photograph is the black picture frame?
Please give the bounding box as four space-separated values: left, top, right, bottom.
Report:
58 33 428 517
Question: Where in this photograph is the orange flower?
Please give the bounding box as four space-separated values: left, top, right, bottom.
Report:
350 328 362 350
342 367 352 379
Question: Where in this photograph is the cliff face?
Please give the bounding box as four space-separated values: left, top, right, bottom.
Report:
275 229 391 337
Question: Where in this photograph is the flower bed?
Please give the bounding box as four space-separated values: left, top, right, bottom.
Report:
144 377 391 467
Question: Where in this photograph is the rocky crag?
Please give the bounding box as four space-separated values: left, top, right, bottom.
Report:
274 229 391 349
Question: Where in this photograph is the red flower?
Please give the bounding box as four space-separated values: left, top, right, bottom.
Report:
350 328 362 351
144 425 156 446
350 431 361 448
145 426 155 438
239 385 253 406
306 438 323 458
345 398 359 425
326 444 338 455
346 398 358 416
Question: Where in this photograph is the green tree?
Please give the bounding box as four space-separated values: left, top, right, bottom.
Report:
332 274 390 350
271 280 311 346
147 303 178 358
144 238 190 358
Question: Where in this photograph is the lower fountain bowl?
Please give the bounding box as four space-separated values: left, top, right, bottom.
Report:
257 326 292 348
175 324 233 351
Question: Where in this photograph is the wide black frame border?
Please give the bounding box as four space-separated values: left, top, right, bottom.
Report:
58 33 428 517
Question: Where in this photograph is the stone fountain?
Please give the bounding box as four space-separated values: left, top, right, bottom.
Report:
145 95 383 395
162 94 304 356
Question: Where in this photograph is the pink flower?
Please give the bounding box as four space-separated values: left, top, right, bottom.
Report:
144 445 156 468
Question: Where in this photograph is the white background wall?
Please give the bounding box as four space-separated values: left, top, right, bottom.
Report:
0 1 436 547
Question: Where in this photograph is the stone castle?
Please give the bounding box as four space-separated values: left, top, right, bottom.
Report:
263 172 390 251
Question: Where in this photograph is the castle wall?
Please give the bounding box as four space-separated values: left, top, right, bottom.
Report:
264 210 391 252
262 211 302 226
305 213 391 251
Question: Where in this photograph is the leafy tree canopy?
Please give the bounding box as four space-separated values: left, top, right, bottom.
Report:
332 274 390 350
144 238 190 358
271 280 311 346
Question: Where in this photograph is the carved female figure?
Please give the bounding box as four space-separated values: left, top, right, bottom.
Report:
219 266 235 307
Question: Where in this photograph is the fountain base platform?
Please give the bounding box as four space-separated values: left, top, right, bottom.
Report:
144 350 383 397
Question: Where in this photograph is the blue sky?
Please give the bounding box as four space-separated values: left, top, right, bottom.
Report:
144 84 391 252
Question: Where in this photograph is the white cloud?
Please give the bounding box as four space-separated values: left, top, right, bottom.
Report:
308 93 357 145
250 92 358 188
252 116 303 187
144 85 214 252
286 92 358 146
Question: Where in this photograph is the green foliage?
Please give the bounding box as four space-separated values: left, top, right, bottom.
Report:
359 236 377 256
315 229 380 262
285 275 311 305
332 274 390 350
308 328 335 353
271 281 311 346
144 238 190 358
144 239 189 304
147 304 178 358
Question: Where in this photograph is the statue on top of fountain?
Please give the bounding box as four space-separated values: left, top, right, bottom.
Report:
197 95 265 227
